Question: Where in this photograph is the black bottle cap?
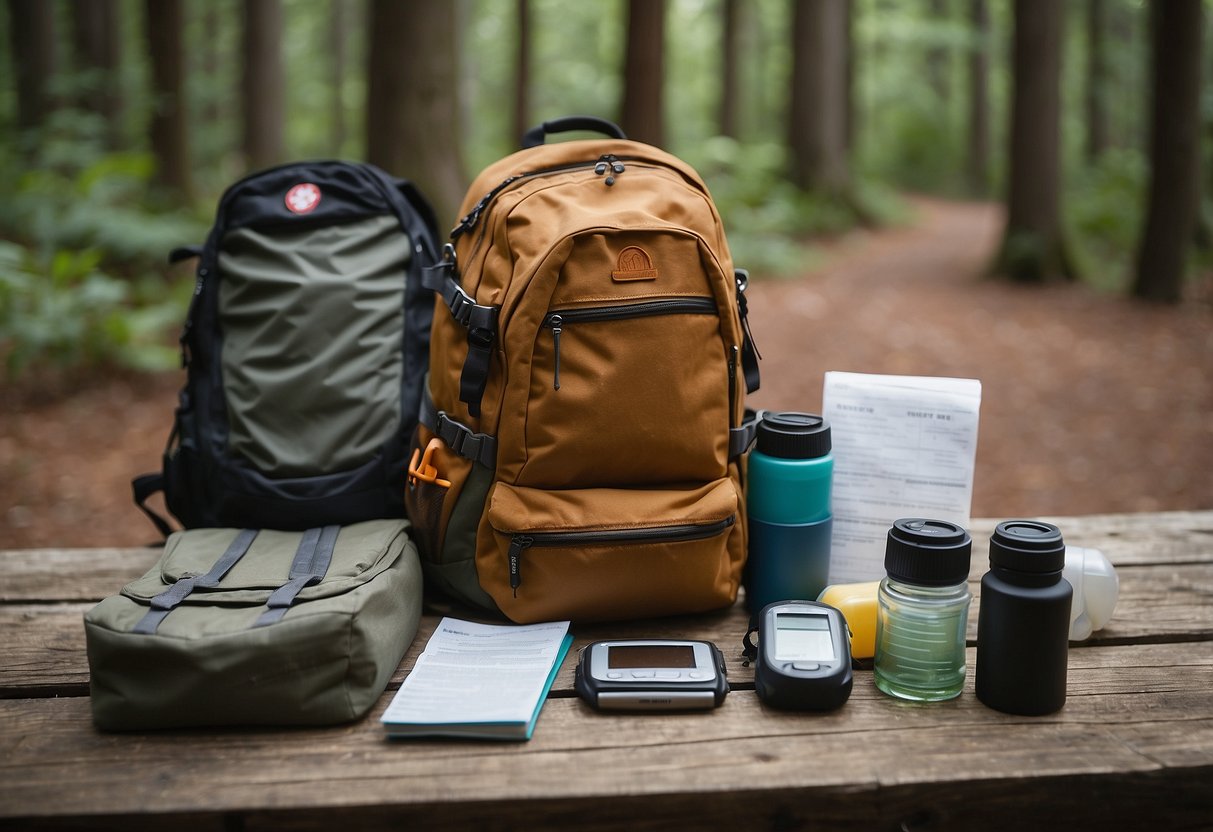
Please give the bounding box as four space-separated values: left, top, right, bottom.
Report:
989 520 1065 573
884 518 972 586
755 412 831 460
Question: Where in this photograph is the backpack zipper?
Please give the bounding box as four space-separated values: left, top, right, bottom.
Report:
541 298 718 390
728 344 739 430
505 515 736 594
452 155 633 240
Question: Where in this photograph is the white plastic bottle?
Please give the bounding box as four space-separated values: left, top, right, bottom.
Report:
1064 546 1119 641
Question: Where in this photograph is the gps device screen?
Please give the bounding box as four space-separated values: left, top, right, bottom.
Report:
608 644 696 669
747 601 853 711
773 613 837 662
575 640 729 711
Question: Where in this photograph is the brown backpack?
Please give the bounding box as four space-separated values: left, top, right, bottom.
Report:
405 117 760 623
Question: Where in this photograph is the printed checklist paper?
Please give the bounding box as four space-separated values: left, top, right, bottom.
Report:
823 371 982 585
381 617 572 740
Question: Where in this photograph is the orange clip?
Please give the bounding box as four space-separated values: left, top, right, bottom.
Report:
408 438 452 489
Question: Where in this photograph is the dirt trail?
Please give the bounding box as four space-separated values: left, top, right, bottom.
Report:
2 197 1210 548
746 197 1213 520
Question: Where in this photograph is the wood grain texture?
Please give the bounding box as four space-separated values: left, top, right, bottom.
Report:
2 511 1206 602
2 512 1211 830
0 547 159 602
6 563 1209 699
0 643 1209 829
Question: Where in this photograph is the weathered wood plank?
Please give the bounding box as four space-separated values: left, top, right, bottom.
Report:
0 547 160 603
0 643 1209 830
4 512 1208 604
0 603 93 697
7 562 1209 699
1034 510 1213 567
10 772 1209 832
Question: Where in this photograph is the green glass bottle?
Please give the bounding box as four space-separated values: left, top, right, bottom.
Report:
873 519 972 702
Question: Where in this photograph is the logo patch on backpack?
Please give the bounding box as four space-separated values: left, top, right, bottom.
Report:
285 183 322 215
612 246 658 282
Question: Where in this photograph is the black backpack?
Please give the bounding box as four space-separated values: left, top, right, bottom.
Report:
134 161 441 534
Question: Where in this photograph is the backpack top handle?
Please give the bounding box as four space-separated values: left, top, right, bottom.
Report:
521 116 627 149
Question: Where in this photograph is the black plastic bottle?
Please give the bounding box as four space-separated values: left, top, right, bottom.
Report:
976 520 1072 715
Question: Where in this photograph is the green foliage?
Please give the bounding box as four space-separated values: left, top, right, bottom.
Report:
6 152 207 265
1065 149 1148 291
686 138 910 277
853 0 984 195
684 139 823 276
0 111 205 380
0 242 185 377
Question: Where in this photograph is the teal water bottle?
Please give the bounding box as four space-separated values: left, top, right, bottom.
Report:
744 412 834 612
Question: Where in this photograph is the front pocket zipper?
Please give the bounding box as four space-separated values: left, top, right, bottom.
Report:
542 297 717 390
505 515 735 594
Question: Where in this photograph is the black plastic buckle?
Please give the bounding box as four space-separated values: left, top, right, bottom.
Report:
435 412 495 467
468 324 495 349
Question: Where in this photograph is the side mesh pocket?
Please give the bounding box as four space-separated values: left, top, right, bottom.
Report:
404 427 455 561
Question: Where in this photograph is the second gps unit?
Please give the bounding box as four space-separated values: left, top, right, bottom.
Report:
747 601 853 711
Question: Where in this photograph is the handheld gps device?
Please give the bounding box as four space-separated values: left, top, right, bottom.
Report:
574 639 729 711
745 600 853 711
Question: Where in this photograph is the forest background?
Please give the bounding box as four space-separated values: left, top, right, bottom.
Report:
1 0 1211 547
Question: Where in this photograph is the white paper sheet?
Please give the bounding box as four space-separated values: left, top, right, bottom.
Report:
822 372 982 584
381 617 571 730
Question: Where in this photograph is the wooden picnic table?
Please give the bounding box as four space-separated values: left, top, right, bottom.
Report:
1 510 1210 830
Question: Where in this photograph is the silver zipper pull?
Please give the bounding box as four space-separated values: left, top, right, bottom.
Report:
549 314 563 390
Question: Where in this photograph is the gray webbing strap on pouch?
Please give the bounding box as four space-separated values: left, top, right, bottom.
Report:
131 528 259 635
253 525 340 628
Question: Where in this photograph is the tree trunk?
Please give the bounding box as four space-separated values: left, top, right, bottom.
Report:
242 0 286 172
199 1 222 133
787 0 850 194
966 0 990 195
621 0 665 147
365 0 466 226
1085 0 1109 162
512 0 531 145
144 0 193 201
330 0 348 156
718 0 740 139
991 0 1074 283
7 0 57 135
1132 0 1203 303
845 0 857 153
70 0 122 147
928 0 950 104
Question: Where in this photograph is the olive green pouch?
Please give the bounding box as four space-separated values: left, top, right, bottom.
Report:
84 520 421 731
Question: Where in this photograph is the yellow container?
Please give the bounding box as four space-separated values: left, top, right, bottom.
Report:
817 581 881 659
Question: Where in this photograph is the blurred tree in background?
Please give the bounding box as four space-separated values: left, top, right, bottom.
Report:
991 0 1075 283
241 0 285 171
1133 0 1203 303
0 0 1207 382
621 0 666 147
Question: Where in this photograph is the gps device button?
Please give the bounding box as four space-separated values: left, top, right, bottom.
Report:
607 672 624 679
688 671 705 679
656 671 680 679
791 662 820 672
630 670 655 679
